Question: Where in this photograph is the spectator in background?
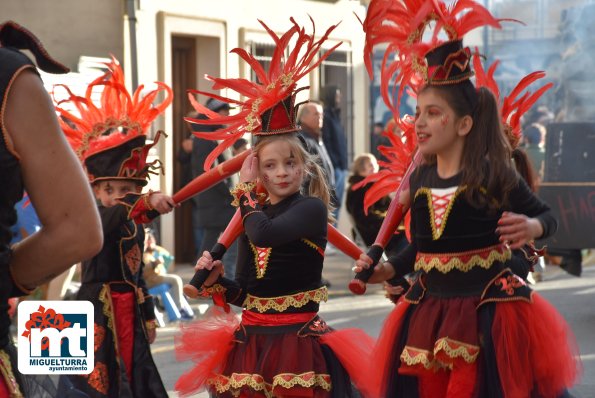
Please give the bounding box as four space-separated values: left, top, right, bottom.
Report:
523 123 546 182
231 137 249 157
181 110 203 257
346 154 408 257
370 121 389 161
320 86 348 221
190 98 238 277
297 102 336 208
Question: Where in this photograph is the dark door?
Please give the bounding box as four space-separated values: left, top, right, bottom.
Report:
172 36 197 263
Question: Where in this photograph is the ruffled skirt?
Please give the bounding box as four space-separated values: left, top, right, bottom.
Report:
372 292 580 398
176 308 375 398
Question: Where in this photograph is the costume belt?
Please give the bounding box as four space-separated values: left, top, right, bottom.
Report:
242 311 317 327
415 244 511 273
243 286 328 313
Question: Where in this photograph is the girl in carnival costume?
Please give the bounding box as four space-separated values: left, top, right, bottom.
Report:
175 18 375 398
55 58 174 397
354 0 580 396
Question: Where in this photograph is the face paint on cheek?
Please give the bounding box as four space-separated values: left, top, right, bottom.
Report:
441 115 449 126
263 175 270 182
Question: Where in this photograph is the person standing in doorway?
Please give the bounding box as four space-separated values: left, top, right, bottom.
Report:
321 85 348 221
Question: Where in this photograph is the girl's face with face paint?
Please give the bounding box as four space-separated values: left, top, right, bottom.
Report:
258 139 305 205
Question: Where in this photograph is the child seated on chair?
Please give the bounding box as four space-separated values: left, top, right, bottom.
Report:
143 230 194 320
346 153 408 257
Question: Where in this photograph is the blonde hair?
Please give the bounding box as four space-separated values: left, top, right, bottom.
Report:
253 134 335 221
351 153 378 176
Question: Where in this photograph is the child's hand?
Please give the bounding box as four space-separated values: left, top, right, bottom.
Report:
239 150 258 183
195 251 224 286
149 193 177 214
496 211 543 249
353 254 395 283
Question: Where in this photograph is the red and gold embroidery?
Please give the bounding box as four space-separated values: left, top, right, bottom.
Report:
244 287 328 313
87 361 109 395
495 274 526 295
94 323 105 352
124 244 141 275
208 371 332 398
415 244 511 273
415 186 464 240
302 239 325 257
249 243 272 279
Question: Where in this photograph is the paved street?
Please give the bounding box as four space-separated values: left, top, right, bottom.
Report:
153 252 595 397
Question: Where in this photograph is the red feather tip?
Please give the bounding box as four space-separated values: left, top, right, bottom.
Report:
54 57 173 160
187 18 342 170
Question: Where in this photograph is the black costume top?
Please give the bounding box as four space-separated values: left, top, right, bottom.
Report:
80 194 156 319
218 192 328 314
388 163 556 297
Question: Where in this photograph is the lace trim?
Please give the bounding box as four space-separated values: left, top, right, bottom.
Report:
249 243 272 279
301 239 325 257
415 186 465 240
415 244 511 273
400 337 480 370
0 349 23 397
244 286 328 312
208 371 332 397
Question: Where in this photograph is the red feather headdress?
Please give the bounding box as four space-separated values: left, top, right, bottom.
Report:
472 49 553 149
363 0 504 121
54 57 173 185
186 17 342 170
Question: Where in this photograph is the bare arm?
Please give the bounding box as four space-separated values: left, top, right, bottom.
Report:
6 69 103 289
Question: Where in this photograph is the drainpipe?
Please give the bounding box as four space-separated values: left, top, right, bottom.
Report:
125 0 139 91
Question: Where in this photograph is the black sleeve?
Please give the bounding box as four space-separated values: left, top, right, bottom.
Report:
386 241 417 279
241 197 327 248
234 234 252 289
507 173 558 239
98 203 130 238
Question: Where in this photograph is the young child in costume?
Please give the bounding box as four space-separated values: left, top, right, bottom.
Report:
175 19 374 398
355 1 580 397
55 59 174 398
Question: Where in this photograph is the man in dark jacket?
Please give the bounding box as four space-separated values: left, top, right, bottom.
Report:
320 86 348 221
190 99 238 275
297 101 336 192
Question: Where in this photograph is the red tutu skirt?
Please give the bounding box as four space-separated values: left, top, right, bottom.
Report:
175 309 375 398
373 292 580 398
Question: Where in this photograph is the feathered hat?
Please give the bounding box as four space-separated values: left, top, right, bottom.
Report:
363 0 505 121
185 17 341 170
54 58 173 185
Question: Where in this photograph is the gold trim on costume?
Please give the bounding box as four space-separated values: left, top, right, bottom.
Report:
208 371 332 398
301 239 324 257
243 286 328 313
415 186 464 240
400 337 480 371
249 243 272 279
415 244 511 273
0 349 23 397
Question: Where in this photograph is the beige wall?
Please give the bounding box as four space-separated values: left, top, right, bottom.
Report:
2 0 124 70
